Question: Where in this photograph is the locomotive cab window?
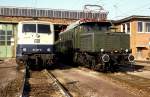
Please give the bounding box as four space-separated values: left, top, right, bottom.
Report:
81 22 111 32
22 24 36 33
38 24 51 34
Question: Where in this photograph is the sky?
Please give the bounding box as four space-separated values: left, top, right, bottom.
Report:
0 0 150 20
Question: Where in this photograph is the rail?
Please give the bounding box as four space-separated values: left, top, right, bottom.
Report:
20 65 28 97
43 69 72 97
20 68 72 97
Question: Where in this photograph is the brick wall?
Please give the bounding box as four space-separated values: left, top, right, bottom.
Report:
114 19 150 60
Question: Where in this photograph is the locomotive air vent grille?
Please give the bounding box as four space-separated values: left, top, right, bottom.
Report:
105 36 112 48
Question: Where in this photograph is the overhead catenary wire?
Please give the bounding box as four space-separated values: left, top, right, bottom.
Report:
111 1 150 20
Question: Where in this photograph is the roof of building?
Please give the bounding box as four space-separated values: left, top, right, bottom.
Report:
0 6 107 20
112 15 150 24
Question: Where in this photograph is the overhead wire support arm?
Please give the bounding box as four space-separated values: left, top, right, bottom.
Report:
83 4 108 20
83 4 105 12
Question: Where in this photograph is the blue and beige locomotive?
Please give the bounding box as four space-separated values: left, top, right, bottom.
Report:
56 19 134 71
16 21 55 68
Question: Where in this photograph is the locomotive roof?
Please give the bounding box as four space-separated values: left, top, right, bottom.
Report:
60 19 112 35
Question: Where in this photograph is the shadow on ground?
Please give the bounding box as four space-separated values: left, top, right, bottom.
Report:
27 60 146 73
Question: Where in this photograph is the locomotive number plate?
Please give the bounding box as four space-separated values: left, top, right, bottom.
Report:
34 39 40 43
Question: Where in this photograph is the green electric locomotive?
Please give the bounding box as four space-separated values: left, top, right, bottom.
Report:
56 19 134 71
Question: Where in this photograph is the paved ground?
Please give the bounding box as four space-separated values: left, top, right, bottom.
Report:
135 61 150 67
0 59 17 87
127 70 150 79
51 67 141 97
126 62 150 79
0 58 149 97
0 58 23 97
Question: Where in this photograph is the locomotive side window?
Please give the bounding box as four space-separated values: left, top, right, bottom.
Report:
38 24 51 34
22 24 36 33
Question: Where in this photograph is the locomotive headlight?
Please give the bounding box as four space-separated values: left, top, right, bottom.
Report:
47 48 51 52
114 50 118 53
100 48 104 52
125 49 129 53
22 48 27 52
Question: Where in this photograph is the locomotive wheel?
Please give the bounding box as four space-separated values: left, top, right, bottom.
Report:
94 63 102 71
93 64 100 71
102 62 109 72
16 59 25 70
101 64 105 72
73 52 79 65
84 55 91 68
91 60 97 70
91 61 95 70
78 53 85 65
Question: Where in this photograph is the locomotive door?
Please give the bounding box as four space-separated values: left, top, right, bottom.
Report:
0 24 13 58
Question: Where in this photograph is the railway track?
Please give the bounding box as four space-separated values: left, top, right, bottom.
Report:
20 66 72 97
19 63 150 97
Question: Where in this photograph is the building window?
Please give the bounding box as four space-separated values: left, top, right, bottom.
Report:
122 24 126 32
137 22 143 32
121 22 130 34
145 22 150 32
126 22 130 34
0 24 13 46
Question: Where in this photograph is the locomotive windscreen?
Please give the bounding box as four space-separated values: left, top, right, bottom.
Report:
23 24 36 33
37 24 51 34
22 24 51 34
